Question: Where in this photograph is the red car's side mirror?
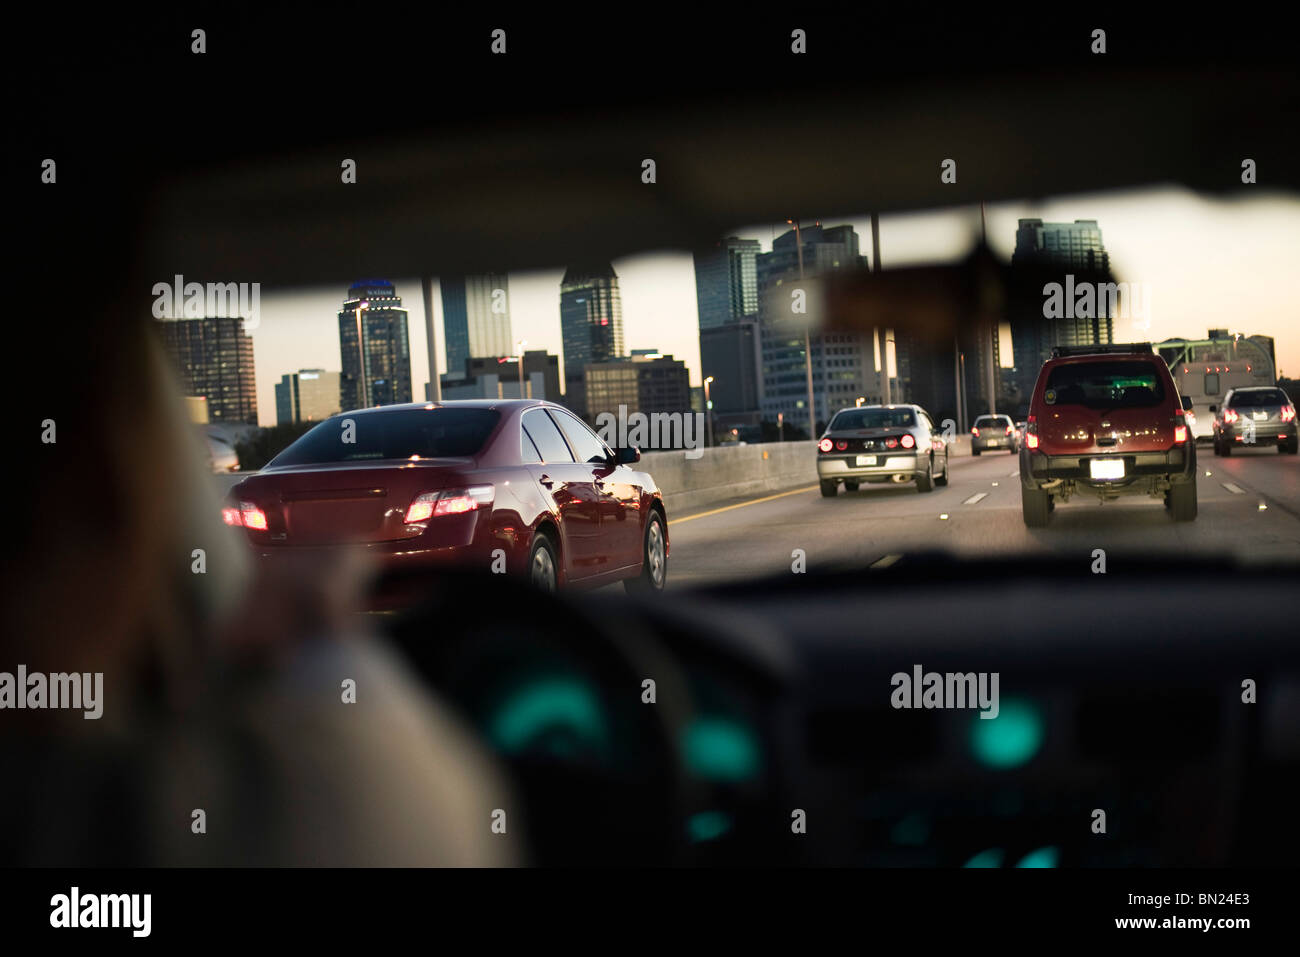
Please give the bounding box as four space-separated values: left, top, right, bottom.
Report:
614 446 641 465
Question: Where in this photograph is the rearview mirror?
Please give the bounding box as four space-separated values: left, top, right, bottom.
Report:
1181 396 1194 411
614 447 641 465
1209 404 1218 413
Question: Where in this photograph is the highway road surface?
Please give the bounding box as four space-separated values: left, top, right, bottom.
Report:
665 444 1300 589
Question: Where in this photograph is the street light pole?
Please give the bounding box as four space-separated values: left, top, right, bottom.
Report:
355 300 369 408
517 339 528 398
788 219 816 440
703 376 715 448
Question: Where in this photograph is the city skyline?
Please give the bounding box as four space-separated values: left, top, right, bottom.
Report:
244 188 1299 425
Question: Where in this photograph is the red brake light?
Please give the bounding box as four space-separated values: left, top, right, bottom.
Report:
970 427 979 436
1283 405 1296 423
1223 409 1239 423
221 507 243 527
240 503 267 531
406 486 495 524
1174 424 1187 443
818 438 833 453
835 440 848 451
885 437 899 449
901 434 915 449
1005 425 1014 435
1026 432 1039 450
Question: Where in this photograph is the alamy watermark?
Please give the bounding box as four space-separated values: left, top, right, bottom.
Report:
152 274 260 332
891 664 1000 718
0 666 103 719
594 405 706 459
1042 274 1151 333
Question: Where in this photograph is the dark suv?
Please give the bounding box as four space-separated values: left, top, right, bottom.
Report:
1019 344 1197 527
1211 386 1298 455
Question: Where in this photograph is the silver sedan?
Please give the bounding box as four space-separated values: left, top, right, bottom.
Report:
817 404 950 496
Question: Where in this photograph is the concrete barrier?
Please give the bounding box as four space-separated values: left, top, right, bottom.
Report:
642 441 818 515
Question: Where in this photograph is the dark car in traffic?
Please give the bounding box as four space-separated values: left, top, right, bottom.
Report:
1019 344 1197 526
223 401 668 594
1211 385 1298 455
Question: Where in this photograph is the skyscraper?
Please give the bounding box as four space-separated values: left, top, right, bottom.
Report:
559 264 624 404
156 316 258 425
1007 219 1115 411
337 280 413 410
694 237 760 330
757 224 875 432
440 274 513 375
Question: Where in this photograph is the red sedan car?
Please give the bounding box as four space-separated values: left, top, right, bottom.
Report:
223 400 668 594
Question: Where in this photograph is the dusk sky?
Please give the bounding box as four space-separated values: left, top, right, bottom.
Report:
251 187 1300 424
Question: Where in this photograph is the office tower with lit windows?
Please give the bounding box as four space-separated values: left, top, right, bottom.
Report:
156 315 258 425
757 224 876 434
337 280 413 410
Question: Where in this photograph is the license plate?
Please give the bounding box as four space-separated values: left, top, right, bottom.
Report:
1090 458 1125 480
989 439 1003 445
856 455 877 466
1253 411 1268 420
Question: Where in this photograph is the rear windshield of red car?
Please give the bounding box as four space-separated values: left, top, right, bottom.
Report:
268 409 501 465
830 409 916 430
1228 389 1287 408
1043 361 1166 409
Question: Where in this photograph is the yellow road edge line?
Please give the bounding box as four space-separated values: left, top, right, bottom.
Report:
671 484 820 525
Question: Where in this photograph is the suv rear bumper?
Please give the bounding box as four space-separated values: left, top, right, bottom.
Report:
1021 446 1194 488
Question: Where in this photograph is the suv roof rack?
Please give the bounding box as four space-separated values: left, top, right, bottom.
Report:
1050 342 1153 359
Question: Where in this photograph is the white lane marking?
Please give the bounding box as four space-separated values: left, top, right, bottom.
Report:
1222 482 1246 494
963 492 988 505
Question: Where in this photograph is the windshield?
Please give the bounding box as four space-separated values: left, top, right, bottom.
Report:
1229 389 1288 407
268 409 499 465
1044 362 1166 409
829 408 916 430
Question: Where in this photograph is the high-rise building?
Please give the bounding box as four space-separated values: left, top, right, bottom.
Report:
700 319 762 423
582 353 691 423
560 264 624 402
156 316 258 425
440 274 513 375
757 224 876 433
337 280 413 411
434 350 561 402
275 369 342 425
1007 219 1115 412
694 237 760 330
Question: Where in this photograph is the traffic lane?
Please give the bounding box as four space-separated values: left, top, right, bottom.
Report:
1207 443 1300 518
665 449 1300 587
665 451 1020 587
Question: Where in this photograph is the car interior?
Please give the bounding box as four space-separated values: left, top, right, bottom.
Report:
9 9 1299 892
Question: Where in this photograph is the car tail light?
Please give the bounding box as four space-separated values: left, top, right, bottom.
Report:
1223 408 1239 424
1024 415 1039 450
240 503 268 531
1283 405 1296 422
221 506 243 527
1174 424 1187 443
835 440 848 451
885 437 899 449
971 427 979 436
1005 425 1014 435
901 434 916 449
405 486 495 524
818 438 833 453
